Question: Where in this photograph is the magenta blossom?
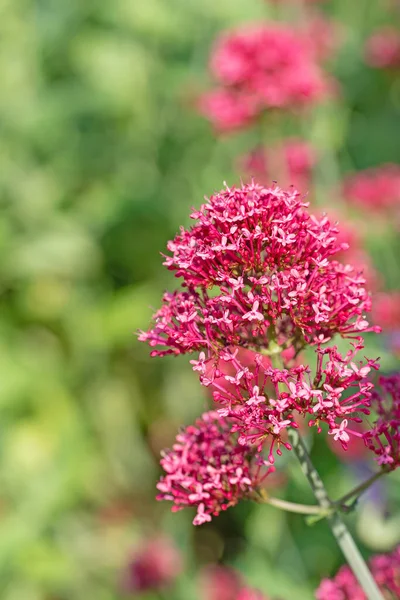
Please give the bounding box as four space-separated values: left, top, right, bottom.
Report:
316 544 400 599
363 374 400 469
192 341 378 462
156 411 273 525
199 24 330 130
140 182 379 359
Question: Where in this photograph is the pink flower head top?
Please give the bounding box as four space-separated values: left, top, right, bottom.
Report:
316 544 400 599
156 411 273 525
140 182 378 359
123 536 182 593
199 24 329 131
363 374 400 469
199 565 270 600
343 164 400 212
365 27 400 69
197 341 377 461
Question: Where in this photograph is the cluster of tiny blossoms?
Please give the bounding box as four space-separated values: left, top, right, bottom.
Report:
316 544 400 599
192 341 378 463
363 374 400 469
200 565 270 600
199 24 329 131
141 182 378 360
139 181 387 525
365 27 400 69
156 411 273 525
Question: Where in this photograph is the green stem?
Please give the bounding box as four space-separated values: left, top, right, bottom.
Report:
257 490 329 516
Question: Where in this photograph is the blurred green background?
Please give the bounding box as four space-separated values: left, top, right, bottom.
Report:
0 0 399 598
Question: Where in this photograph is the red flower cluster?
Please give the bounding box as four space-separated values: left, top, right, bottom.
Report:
316 544 400 599
241 139 316 191
140 183 378 359
365 27 400 69
199 24 329 131
343 164 400 212
156 411 273 525
193 341 378 461
363 374 400 468
122 536 182 593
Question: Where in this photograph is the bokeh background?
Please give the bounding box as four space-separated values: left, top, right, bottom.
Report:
0 0 399 598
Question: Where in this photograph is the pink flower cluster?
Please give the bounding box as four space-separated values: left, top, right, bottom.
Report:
156 411 273 525
241 139 316 191
193 341 378 462
200 565 270 600
343 164 400 212
316 544 400 599
199 24 329 131
122 536 182 593
365 27 400 69
363 374 400 469
372 292 400 330
140 182 378 360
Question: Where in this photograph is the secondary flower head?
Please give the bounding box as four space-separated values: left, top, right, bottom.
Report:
199 24 330 131
140 182 378 359
316 544 400 599
365 27 400 69
157 411 273 525
195 341 378 461
122 536 182 593
363 374 400 469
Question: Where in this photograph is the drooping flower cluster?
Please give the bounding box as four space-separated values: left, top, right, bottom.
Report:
363 374 400 469
199 24 330 131
343 164 400 213
365 27 400 69
192 341 378 461
316 544 400 599
156 411 273 525
241 139 316 191
122 536 182 593
140 182 378 360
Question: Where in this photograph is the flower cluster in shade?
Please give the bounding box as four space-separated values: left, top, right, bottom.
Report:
200 565 270 600
156 411 273 525
198 24 330 131
363 374 400 469
192 340 378 462
316 544 400 599
139 182 379 360
365 27 400 69
343 164 400 213
122 536 182 593
241 139 316 191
